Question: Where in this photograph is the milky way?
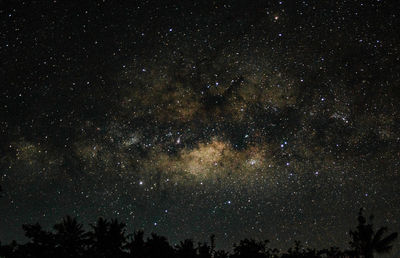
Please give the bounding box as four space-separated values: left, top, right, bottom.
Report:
1 0 399 252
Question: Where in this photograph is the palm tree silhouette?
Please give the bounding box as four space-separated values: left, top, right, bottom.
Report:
21 223 55 257
349 208 398 258
53 215 87 257
87 217 128 257
1 208 398 258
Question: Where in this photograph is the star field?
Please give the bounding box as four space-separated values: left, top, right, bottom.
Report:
1 0 399 252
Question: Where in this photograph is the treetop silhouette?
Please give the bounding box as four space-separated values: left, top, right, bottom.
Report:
349 208 398 258
0 209 397 258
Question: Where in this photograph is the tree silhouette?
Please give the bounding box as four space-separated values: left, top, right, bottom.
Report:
87 217 128 257
0 209 398 258
0 240 19 258
232 238 278 258
214 249 230 258
144 233 174 258
197 234 215 258
317 246 346 258
176 239 197 258
281 240 319 258
20 223 55 257
126 230 146 258
53 215 87 257
197 241 212 258
349 208 398 258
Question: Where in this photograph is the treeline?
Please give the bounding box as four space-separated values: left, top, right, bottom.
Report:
0 209 397 258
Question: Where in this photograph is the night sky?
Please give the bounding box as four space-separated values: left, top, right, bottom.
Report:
1 0 399 252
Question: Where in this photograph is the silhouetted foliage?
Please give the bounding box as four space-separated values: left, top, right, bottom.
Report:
317 246 346 258
197 234 215 258
86 218 128 258
126 230 145 258
0 209 398 258
20 223 55 257
53 215 88 257
144 233 175 258
176 239 197 258
198 241 212 258
0 240 18 258
349 208 398 258
232 238 278 258
281 241 319 258
214 249 230 258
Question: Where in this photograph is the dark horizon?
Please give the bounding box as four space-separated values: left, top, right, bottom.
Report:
1 0 399 256
0 208 398 257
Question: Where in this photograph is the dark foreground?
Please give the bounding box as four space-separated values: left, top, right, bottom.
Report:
0 209 397 258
